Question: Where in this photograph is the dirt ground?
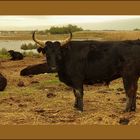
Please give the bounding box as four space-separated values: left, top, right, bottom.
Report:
1 56 140 125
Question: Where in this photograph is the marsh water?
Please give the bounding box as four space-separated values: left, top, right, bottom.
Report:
0 38 104 53
0 40 36 52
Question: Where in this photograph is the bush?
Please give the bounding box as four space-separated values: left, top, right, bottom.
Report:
0 48 8 55
0 48 10 59
21 43 38 50
48 24 83 34
134 28 140 31
22 51 41 58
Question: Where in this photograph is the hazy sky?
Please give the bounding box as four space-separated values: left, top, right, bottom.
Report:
0 15 140 30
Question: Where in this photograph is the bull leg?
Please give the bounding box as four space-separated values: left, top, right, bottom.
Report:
123 76 138 112
73 88 84 111
73 89 78 108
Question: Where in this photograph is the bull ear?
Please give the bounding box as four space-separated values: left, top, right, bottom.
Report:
42 48 46 54
54 41 61 48
37 47 43 53
32 31 45 48
60 32 72 46
37 47 46 54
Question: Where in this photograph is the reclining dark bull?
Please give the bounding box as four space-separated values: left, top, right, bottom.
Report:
0 73 7 91
20 62 49 76
33 31 140 112
8 50 24 60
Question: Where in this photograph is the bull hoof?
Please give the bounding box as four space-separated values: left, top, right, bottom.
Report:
74 103 78 108
75 108 83 112
124 107 136 112
74 104 83 111
77 107 83 112
130 108 136 112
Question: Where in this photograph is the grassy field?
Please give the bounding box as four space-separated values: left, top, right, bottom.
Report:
1 31 140 125
1 56 140 125
1 30 140 41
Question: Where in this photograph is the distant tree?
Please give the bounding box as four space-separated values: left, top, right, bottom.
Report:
37 30 46 35
48 24 83 34
134 28 140 31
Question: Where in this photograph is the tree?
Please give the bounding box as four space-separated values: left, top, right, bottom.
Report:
48 24 83 34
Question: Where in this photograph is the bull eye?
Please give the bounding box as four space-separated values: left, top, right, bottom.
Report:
46 55 50 60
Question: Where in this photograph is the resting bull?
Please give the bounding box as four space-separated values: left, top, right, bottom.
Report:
20 63 49 76
0 73 7 91
33 31 140 112
8 50 24 60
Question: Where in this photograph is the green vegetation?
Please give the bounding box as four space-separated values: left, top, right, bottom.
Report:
0 48 8 55
0 48 10 59
21 43 38 50
1 30 140 41
45 24 83 34
22 51 41 58
134 28 140 31
0 48 41 59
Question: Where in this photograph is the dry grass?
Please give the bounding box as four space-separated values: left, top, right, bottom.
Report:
1 31 140 125
1 30 140 41
102 31 140 41
73 31 140 41
1 57 140 125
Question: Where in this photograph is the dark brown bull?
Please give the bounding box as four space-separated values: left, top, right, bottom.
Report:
20 63 49 76
32 31 140 112
0 73 7 91
8 50 24 60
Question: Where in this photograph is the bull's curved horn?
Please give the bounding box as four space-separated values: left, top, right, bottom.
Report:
60 32 72 46
32 31 45 47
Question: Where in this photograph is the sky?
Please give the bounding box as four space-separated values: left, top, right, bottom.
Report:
0 15 140 31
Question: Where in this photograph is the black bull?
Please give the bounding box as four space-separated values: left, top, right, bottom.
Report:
0 74 7 91
34 33 140 112
20 63 49 76
8 50 24 60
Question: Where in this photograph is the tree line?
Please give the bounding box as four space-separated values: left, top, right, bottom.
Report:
38 24 83 34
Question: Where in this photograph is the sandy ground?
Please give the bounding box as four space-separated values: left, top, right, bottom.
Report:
0 57 140 125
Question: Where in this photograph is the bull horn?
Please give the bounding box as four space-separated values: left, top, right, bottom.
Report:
60 32 72 46
32 31 45 47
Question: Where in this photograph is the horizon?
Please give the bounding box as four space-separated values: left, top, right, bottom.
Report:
0 16 140 31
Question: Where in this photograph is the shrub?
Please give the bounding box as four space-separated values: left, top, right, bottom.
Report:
22 51 41 58
0 48 8 55
48 24 83 34
21 43 37 50
0 48 10 59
